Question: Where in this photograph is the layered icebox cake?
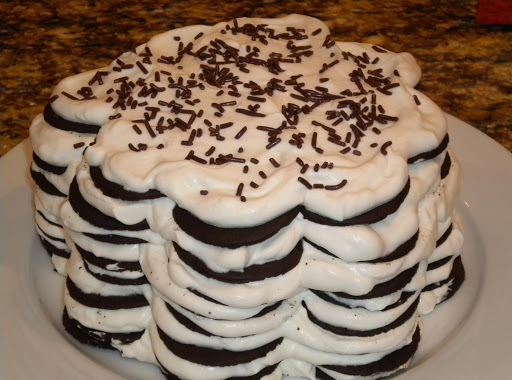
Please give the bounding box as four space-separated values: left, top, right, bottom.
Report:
29 14 464 380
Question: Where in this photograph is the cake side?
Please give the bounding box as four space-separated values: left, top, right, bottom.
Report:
29 14 464 380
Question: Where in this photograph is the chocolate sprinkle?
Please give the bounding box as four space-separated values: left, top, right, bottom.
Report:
235 126 248 139
185 150 207 164
372 45 388 53
205 146 216 156
236 183 244 196
236 108 266 118
269 158 280 167
136 61 149 74
325 179 348 191
297 176 313 189
381 141 393 155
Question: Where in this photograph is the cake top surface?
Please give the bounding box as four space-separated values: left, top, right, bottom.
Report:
34 14 447 227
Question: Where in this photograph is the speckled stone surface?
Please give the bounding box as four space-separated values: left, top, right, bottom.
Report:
1 0 511 157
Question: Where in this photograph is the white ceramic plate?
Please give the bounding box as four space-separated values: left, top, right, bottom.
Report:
1 114 511 380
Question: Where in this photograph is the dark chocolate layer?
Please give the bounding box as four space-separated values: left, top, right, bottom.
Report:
32 152 67 175
89 165 165 201
76 244 142 271
332 263 419 300
43 103 101 134
187 287 227 306
36 209 62 227
156 325 283 367
36 223 66 243
173 205 300 249
164 299 284 338
226 364 279 380
173 240 302 284
183 291 282 318
381 291 416 311
165 301 214 337
427 255 453 271
69 178 149 231
252 300 284 318
63 308 144 349
82 232 147 244
440 152 452 180
39 237 70 259
438 255 465 303
436 223 453 248
66 277 149 309
423 255 464 294
30 168 66 197
161 362 279 380
83 261 148 286
303 296 419 337
407 134 449 164
367 230 419 264
304 229 419 264
311 289 416 312
301 178 410 227
316 325 420 378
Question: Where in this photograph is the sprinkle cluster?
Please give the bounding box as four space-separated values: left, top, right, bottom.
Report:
56 18 419 202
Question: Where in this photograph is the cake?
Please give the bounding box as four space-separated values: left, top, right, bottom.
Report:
29 14 464 379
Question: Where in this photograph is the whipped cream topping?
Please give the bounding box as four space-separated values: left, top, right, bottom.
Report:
32 14 449 228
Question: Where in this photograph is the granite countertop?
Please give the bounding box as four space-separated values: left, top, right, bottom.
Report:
1 0 511 157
